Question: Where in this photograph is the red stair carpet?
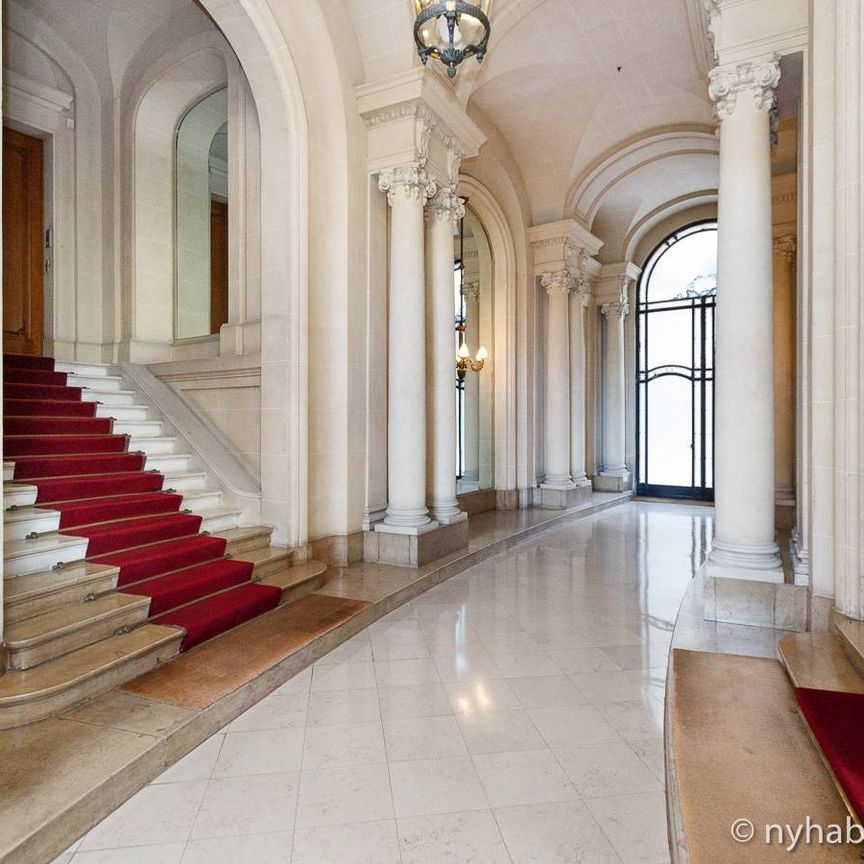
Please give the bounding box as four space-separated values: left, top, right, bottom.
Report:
3 354 281 650
796 687 864 821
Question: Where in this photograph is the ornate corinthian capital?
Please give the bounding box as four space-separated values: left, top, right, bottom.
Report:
428 186 466 223
600 298 629 320
462 280 480 303
708 58 781 120
378 164 437 206
773 234 797 263
541 270 576 296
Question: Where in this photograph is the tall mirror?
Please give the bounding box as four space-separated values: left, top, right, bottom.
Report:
175 87 228 340
455 207 494 493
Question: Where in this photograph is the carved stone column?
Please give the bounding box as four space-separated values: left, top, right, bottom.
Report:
426 186 467 524
540 270 577 501
461 280 481 486
377 164 438 532
569 266 592 489
706 58 784 583
773 234 797 510
598 293 631 489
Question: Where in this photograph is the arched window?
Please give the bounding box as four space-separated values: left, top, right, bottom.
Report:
636 222 717 499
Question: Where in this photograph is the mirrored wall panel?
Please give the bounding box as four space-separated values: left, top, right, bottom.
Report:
455 207 494 493
176 87 228 340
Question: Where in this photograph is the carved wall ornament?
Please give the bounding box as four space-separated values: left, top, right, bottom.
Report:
708 58 781 120
378 164 437 206
600 297 630 319
541 270 576 296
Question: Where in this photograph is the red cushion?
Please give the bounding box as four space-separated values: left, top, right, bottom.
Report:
796 687 864 820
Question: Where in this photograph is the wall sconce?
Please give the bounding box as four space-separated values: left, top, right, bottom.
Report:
455 318 487 388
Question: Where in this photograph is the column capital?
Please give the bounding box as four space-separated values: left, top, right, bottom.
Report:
462 280 480 302
773 233 796 262
572 276 592 306
600 297 629 320
708 58 781 120
357 68 486 188
378 164 437 206
541 270 576 296
427 185 466 223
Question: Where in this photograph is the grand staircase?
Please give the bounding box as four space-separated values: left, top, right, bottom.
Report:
1 354 326 729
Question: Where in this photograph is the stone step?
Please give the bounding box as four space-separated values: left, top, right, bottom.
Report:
55 362 120 378
96 404 150 422
82 389 138 407
129 436 179 456
262 558 328 604
112 420 163 438
836 619 864 680
179 487 224 512
4 592 151 671
66 373 124 391
162 470 208 493
777 632 864 693
4 562 120 625
218 525 274 556
4 532 90 578
4 482 38 510
0 624 182 730
195 506 242 534
143 453 193 474
4 505 61 542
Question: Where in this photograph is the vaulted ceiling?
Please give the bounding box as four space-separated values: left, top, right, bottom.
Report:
346 0 719 255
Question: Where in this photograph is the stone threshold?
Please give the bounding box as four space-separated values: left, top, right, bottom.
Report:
0 491 630 864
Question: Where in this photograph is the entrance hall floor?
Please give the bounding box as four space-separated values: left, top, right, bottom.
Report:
54 502 713 864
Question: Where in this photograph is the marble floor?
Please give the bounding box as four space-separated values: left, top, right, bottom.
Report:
53 501 714 864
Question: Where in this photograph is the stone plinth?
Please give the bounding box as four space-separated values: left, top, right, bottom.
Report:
365 520 470 568
539 482 592 510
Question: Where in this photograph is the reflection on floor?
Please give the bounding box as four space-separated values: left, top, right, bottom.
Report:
54 501 714 864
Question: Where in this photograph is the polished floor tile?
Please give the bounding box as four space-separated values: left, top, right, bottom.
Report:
77 502 711 863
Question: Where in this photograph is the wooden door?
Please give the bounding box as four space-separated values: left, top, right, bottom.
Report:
3 127 44 357
210 200 229 335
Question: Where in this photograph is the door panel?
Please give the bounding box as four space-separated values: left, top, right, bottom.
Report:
3 127 44 357
209 200 228 335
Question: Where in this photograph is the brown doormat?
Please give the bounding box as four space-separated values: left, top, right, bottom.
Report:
123 594 370 710
671 648 861 862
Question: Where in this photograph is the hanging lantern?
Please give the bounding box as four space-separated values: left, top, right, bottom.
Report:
413 1 493 79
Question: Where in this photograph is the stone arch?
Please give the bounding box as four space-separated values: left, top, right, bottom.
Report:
458 174 519 496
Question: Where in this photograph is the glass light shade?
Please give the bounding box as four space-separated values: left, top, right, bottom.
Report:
413 0 493 78
475 346 488 362
457 342 470 359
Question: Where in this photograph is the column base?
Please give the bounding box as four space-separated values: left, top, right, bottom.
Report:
365 519 468 568
429 507 468 526
593 469 632 492
702 566 807 631
706 539 784 583
539 482 592 510
790 529 809 587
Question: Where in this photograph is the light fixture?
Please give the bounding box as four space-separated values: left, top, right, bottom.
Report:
455 318 486 386
413 1 492 79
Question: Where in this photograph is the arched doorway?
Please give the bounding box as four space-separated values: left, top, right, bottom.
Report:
636 221 717 500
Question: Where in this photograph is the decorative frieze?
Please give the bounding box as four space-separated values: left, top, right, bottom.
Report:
378 164 437 206
708 58 781 120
